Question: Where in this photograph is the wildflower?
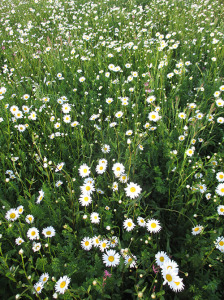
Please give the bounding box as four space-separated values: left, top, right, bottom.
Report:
27 227 40 240
217 205 224 216
148 111 160 122
92 236 100 248
23 94 30 100
33 282 43 294
109 236 118 248
123 218 135 232
146 219 162 233
55 276 71 294
119 173 128 183
15 237 24 245
90 212 100 224
99 240 109 252
102 250 121 267
36 190 44 204
215 236 224 252
80 182 95 195
216 172 224 182
178 112 186 119
78 164 91 178
112 182 118 191
186 148 194 157
79 194 92 206
5 209 19 222
55 180 63 187
26 215 34 224
124 255 137 268
146 95 156 103
115 111 123 118
62 104 71 114
124 182 142 199
96 164 107 174
112 163 125 178
216 183 224 196
101 144 110 153
42 226 56 238
55 162 65 172
39 273 49 284
81 237 92 251
79 77 86 82
137 216 146 227
198 183 207 193
32 242 42 252
192 225 203 235
155 251 169 267
17 206 24 214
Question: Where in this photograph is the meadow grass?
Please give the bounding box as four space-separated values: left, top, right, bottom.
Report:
0 0 224 299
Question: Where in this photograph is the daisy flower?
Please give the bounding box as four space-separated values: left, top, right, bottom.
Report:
162 268 179 286
216 172 224 182
32 242 42 252
137 216 146 227
217 205 224 216
169 277 185 292
27 227 40 241
17 206 24 214
112 182 118 191
15 237 24 245
109 236 118 248
81 237 92 251
55 162 65 172
79 164 91 178
5 208 20 222
80 182 95 195
84 177 95 185
99 240 109 252
185 148 194 157
123 218 135 232
178 112 186 119
26 215 34 224
55 276 71 294
33 282 44 294
115 111 123 118
124 255 137 268
148 111 160 122
102 250 121 267
146 219 162 233
36 190 44 204
112 163 125 178
92 236 100 248
101 144 110 153
79 194 92 206
39 273 49 284
162 260 179 275
55 180 63 187
216 183 224 196
90 212 100 224
216 237 224 252
96 164 107 174
124 182 142 199
155 251 169 267
119 173 128 183
42 226 56 238
192 225 203 235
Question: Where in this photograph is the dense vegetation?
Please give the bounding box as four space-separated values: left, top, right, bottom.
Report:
0 0 223 299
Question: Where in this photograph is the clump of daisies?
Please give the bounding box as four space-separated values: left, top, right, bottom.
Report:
155 251 184 292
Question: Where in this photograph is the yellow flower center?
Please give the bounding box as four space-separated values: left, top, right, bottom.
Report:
46 231 51 235
166 274 172 282
102 242 106 248
116 167 120 171
10 213 16 219
130 187 136 193
220 208 224 212
60 281 66 288
194 227 199 231
86 186 90 191
43 277 47 282
108 256 114 262
221 188 224 193
151 223 156 228
100 166 103 170
174 281 180 286
28 217 32 222
219 175 224 179
84 197 89 202
83 168 87 173
219 241 224 246
127 222 132 227
160 257 164 262
36 286 41 291
151 114 156 119
128 258 132 263
31 231 36 236
85 241 89 246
